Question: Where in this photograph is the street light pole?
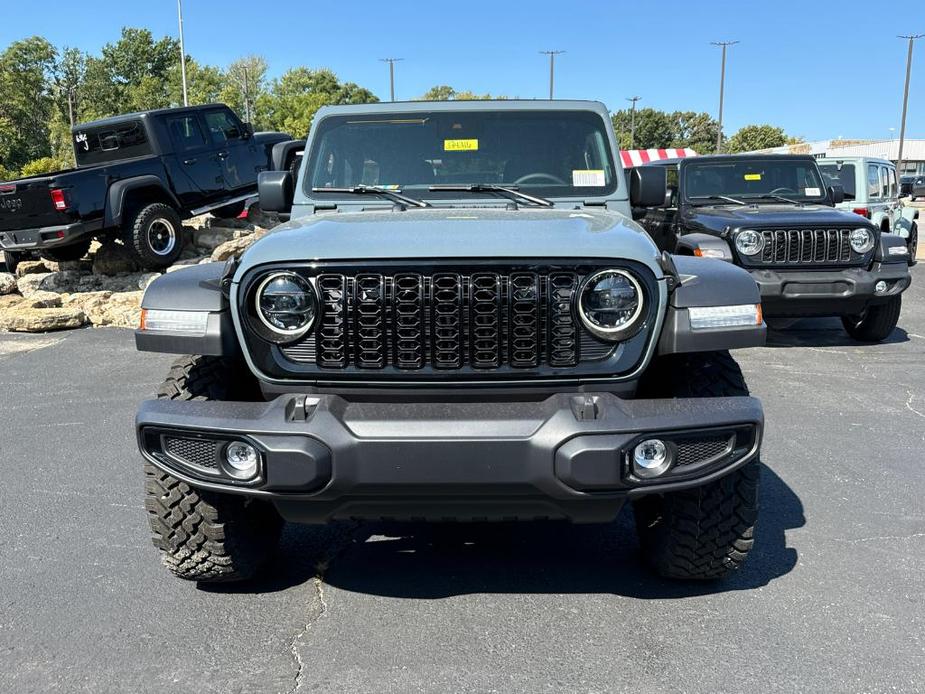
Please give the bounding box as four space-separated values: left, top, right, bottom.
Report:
712 40 738 153
540 50 565 99
896 34 923 176
379 58 403 102
626 96 641 149
177 0 188 107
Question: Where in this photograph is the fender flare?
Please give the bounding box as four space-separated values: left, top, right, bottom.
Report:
105 175 182 227
676 232 735 262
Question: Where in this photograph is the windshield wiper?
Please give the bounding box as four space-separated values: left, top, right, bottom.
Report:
688 194 747 206
742 193 801 205
428 184 554 207
311 185 430 208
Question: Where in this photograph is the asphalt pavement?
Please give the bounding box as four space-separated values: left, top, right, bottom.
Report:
1 267 923 693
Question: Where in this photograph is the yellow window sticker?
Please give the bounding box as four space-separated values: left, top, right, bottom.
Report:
444 138 478 151
572 169 606 187
744 173 762 181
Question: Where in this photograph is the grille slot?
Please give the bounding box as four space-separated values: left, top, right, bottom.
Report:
759 228 857 265
674 434 733 468
354 274 386 368
164 436 220 470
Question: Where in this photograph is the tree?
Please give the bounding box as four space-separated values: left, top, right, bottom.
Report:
221 56 268 125
417 85 507 101
725 124 788 153
671 111 720 154
167 59 226 107
611 108 675 150
0 37 57 173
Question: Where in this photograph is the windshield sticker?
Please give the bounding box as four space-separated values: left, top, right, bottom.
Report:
744 173 762 181
444 139 478 152
804 187 821 196
572 169 605 187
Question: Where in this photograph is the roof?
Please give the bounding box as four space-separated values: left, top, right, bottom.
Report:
313 99 610 118
74 103 227 131
748 138 925 161
620 148 697 168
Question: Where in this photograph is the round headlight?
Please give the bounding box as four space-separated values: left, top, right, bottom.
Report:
254 272 317 341
849 228 874 254
735 229 764 256
578 269 644 340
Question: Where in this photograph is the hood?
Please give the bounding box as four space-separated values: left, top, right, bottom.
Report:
238 207 662 271
685 203 873 234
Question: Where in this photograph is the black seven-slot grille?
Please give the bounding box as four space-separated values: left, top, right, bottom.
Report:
279 268 619 371
757 228 862 265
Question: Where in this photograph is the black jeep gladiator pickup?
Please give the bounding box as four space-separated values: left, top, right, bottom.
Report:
632 155 912 342
0 103 300 271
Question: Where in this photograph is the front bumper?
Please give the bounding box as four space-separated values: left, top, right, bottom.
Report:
750 262 911 316
0 220 99 251
136 392 763 524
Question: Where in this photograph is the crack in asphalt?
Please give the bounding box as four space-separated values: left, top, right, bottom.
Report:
905 390 925 419
284 575 326 694
833 532 925 544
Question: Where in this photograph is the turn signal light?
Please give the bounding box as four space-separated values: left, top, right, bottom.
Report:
851 207 870 219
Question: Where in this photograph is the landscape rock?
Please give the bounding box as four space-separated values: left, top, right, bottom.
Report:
15 260 54 278
93 242 139 275
166 258 208 273
0 305 88 332
38 271 83 293
16 272 53 297
0 272 16 295
62 289 141 327
193 227 237 251
207 215 254 230
210 227 269 262
24 291 62 308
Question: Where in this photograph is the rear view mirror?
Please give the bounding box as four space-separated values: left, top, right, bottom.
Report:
630 167 667 208
258 171 294 212
829 185 845 204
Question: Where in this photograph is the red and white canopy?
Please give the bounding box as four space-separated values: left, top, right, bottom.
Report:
620 148 697 168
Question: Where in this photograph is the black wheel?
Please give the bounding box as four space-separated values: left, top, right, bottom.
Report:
41 237 92 262
124 202 184 269
2 250 25 274
841 295 902 343
212 201 246 219
634 351 759 580
908 223 918 266
144 355 281 582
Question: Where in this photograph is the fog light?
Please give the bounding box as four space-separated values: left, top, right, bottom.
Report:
632 439 671 478
225 442 259 477
875 280 888 294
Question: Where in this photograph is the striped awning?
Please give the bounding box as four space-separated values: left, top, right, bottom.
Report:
620 148 698 168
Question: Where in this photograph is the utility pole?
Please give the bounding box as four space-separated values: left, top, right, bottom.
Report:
67 88 77 166
379 58 403 101
897 34 923 177
540 50 565 99
711 40 738 153
626 96 641 149
242 67 251 123
177 0 188 106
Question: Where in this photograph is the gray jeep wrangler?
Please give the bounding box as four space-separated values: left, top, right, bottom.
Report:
135 100 767 583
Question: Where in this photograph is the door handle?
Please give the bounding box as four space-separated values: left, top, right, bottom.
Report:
183 158 197 165
217 151 229 160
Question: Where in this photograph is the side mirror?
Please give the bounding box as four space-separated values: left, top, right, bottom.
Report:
258 170 294 212
829 184 845 204
630 167 667 208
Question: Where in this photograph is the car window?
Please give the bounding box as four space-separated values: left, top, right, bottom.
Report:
73 120 152 166
203 109 243 143
818 162 856 201
867 164 881 199
166 115 207 152
879 166 890 198
887 167 897 198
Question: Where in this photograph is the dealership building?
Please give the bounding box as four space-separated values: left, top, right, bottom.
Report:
750 139 925 176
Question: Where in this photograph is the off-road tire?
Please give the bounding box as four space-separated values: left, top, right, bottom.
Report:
2 250 25 274
124 202 184 270
41 237 92 263
211 201 246 219
144 355 280 582
841 295 902 343
634 351 759 580
908 223 918 266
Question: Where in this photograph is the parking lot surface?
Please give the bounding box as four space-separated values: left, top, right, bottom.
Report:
1 266 923 694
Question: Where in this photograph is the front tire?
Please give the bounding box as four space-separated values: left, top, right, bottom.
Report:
841 295 902 342
124 202 184 269
144 355 281 582
908 223 918 266
634 352 760 580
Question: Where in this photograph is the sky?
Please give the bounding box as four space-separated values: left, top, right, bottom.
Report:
4 0 923 142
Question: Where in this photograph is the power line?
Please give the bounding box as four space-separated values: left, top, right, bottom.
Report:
539 50 565 99
379 58 403 102
711 41 738 153
626 96 641 149
897 34 923 176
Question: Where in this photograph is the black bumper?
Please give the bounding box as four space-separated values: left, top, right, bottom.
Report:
136 392 763 524
0 220 99 251
750 262 911 316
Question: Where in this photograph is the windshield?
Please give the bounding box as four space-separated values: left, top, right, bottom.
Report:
306 109 618 201
683 158 828 203
818 163 856 200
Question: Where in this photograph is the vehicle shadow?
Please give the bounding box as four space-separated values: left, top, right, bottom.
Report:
206 463 803 599
765 317 909 348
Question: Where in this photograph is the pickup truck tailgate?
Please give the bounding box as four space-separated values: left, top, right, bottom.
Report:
0 177 69 233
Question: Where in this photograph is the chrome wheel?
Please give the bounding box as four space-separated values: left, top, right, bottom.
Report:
147 218 177 257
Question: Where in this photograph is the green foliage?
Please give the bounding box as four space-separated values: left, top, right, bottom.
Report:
0 37 57 172
417 85 507 101
19 157 61 176
611 108 677 150
725 124 788 153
